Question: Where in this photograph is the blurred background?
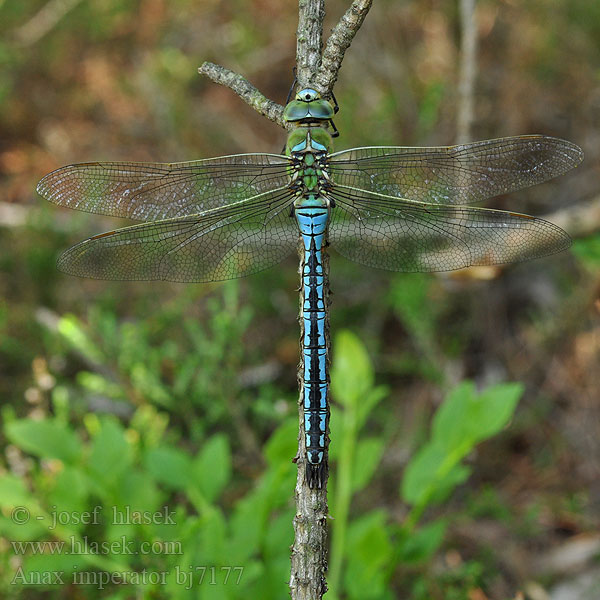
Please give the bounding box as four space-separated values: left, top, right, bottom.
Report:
0 0 599 598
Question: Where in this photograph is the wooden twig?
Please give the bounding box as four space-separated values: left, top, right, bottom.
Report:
198 62 286 128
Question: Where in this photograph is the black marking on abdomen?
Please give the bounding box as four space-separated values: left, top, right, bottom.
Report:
295 205 329 488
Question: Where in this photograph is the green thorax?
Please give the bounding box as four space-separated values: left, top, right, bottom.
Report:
283 88 334 123
284 88 334 157
286 131 329 191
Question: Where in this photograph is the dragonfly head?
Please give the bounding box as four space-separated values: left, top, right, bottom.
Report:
296 88 320 102
283 88 335 124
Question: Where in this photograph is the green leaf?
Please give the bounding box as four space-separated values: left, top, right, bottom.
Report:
331 330 373 407
431 380 477 450
402 441 470 507
88 417 132 485
427 464 471 505
198 506 227 564
572 234 600 267
398 519 447 563
116 470 162 514
144 446 192 490
403 381 522 508
433 381 522 449
76 372 124 399
48 466 88 517
264 418 297 466
0 474 33 507
355 385 388 429
401 442 448 505
130 363 173 408
473 382 523 442
263 508 295 559
191 434 232 502
57 314 103 363
6 419 81 463
229 493 266 563
351 437 385 492
344 511 393 599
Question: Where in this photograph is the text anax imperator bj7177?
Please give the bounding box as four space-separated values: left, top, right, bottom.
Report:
37 88 583 488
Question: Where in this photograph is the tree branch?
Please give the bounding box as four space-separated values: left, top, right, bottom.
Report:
296 0 326 88
198 62 285 128
315 0 373 96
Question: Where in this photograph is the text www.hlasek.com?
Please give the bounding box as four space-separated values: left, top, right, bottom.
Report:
11 536 182 556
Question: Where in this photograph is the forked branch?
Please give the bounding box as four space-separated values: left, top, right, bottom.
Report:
198 0 372 125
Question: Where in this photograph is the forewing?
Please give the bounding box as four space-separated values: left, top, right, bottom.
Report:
328 136 583 205
57 188 298 282
37 153 291 221
328 186 571 273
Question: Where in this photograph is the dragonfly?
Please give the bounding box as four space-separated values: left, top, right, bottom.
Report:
37 88 583 488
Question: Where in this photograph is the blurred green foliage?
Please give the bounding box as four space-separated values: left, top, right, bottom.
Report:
1 324 523 598
1 0 598 598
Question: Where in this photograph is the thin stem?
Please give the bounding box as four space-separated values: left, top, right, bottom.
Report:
456 0 478 143
13 0 83 46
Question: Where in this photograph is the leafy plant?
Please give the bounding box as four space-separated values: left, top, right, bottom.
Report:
325 331 523 599
0 408 299 598
1 317 523 598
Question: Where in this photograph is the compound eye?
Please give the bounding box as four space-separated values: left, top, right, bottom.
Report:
297 88 318 102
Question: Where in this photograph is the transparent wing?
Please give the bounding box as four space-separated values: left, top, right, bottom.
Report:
328 136 583 205
328 185 571 273
37 153 291 221
57 188 298 282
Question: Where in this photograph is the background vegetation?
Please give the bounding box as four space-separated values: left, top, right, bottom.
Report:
0 0 598 598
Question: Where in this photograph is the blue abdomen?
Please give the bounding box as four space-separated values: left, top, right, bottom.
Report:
295 202 329 488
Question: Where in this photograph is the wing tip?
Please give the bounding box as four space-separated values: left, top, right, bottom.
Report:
550 136 584 168
36 174 51 200
531 135 584 169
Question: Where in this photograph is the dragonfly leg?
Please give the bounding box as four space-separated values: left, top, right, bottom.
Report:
329 119 340 138
330 90 340 114
285 66 298 105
